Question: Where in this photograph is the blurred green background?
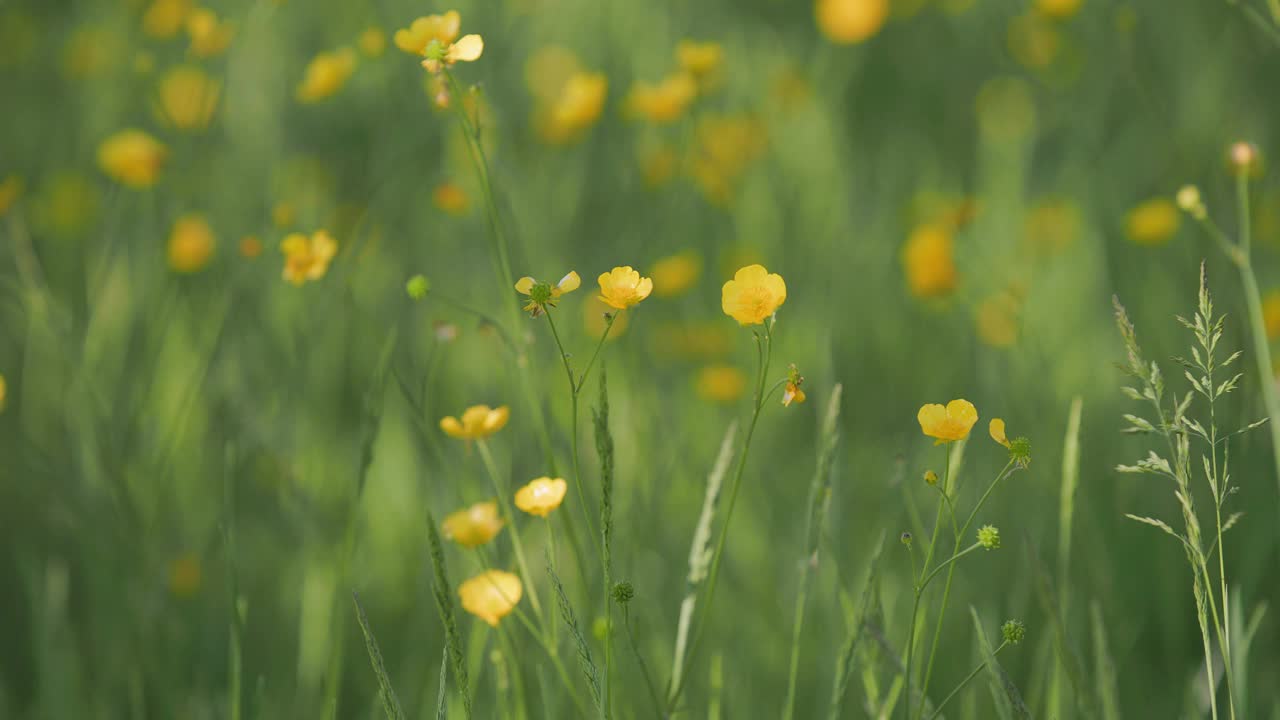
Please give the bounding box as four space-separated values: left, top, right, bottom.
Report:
4 0 1280 717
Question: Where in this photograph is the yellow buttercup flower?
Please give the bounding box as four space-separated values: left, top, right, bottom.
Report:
537 71 608 144
696 364 748 403
97 130 168 188
1125 198 1180 246
903 224 956 298
0 373 6 413
358 27 387 57
168 214 216 273
442 501 505 547
515 271 581 316
514 477 568 517
721 264 787 325
989 418 1011 448
650 251 702 298
296 48 357 103
815 0 889 44
433 182 470 215
918 399 979 444
598 266 654 310
393 10 483 73
1035 0 1082 20
156 65 220 131
0 175 23 217
440 404 510 440
143 0 192 39
676 40 723 80
626 73 697 124
280 230 337 284
458 570 522 627
1263 290 1280 340
186 8 234 58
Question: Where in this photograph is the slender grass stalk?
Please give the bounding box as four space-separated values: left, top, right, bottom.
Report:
352 592 408 720
828 531 887 720
927 639 1010 719
222 444 243 720
426 512 473 719
594 368 616 720
1090 602 1122 720
621 603 664 719
549 564 603 714
1049 396 1083 718
475 440 543 616
904 447 952 720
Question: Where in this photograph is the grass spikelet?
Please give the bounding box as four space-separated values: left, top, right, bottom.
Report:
426 513 472 719
351 592 407 720
436 647 449 720
548 563 603 712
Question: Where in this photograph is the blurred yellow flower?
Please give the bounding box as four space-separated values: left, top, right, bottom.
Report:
691 113 766 206
975 292 1020 348
815 0 889 44
696 364 748 403
458 570 522 627
1008 12 1060 69
168 554 202 597
35 172 99 235
97 130 168 188
296 48 357 103
515 271 581 315
442 501 505 547
918 399 979 444
272 202 296 228
156 65 220 131
585 295 629 339
433 182 470 215
721 264 786 325
143 0 192 39
525 45 581 101
0 175 22 216
903 224 956 298
280 230 337 284
652 321 731 359
0 374 6 413
989 418 1011 448
186 8 234 58
239 235 263 258
1036 0 1082 19
626 73 697 124
650 251 702 298
394 10 483 73
676 40 723 80
1263 290 1280 340
167 214 216 273
1125 198 1180 246
358 27 387 57
514 477 568 517
598 266 653 309
537 72 608 144
440 404 510 440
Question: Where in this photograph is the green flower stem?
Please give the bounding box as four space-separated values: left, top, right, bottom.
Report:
476 440 543 617
666 321 775 711
918 543 982 590
926 640 1010 720
904 448 950 720
623 605 664 719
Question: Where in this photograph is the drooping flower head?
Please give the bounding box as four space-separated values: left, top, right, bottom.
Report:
782 363 806 407
597 266 653 310
721 264 786 325
989 418 1031 467
458 570 523 626
514 477 568 517
97 129 168 188
394 10 483 73
442 501 504 547
440 404 510 440
917 399 978 444
280 230 337 284
515 271 580 316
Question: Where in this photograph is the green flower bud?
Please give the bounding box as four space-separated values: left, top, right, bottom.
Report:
406 274 431 300
977 525 1001 550
924 470 938 486
1001 619 1026 645
900 531 913 546
612 581 635 605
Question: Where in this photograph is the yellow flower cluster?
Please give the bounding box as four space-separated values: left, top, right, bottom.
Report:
280 230 337 285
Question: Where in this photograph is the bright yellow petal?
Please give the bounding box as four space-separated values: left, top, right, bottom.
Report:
449 34 484 63
558 271 581 293
439 416 465 438
635 276 653 301
946 399 978 429
917 404 946 435
515 276 536 294
765 273 787 304
989 418 1010 447
484 405 510 433
734 264 769 282
439 11 461 43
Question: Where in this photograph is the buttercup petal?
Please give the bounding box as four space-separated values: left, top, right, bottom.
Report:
558 271 581 293
515 276 536 294
440 416 464 438
449 34 484 63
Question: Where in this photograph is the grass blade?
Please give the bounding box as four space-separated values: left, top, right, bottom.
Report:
426 513 472 719
1090 601 1121 720
548 564 602 713
1048 395 1083 718
352 592 407 720
827 529 885 720
436 646 448 720
969 606 1031 720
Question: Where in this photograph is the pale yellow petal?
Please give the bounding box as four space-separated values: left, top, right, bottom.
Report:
515 276 536 294
449 34 484 63
558 271 581 293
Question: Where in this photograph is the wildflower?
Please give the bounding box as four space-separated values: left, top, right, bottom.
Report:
537 71 608 144
917 399 978 443
514 477 568 517
406 274 431 300
902 224 957 298
0 175 22 217
612 581 635 605
143 0 192 39
167 214 216 273
440 404 510 440
394 10 483 73
975 293 1020 348
168 554 202 597
186 8 234 58
721 264 786 325
650 251 702 297
296 48 357 103
156 65 220 131
515 271 581 316
1125 198 1180 246
977 524 1001 550
1176 185 1207 221
989 418 1011 448
626 73 697 124
1263 291 1280 340
442 501 504 547
639 144 678 188
1001 619 1026 644
924 470 938 486
280 230 337 285
1007 12 1060 69
458 570 522 626
97 130 168 188
239 236 262 258
783 364 806 407
34 172 99 236
815 0 889 44
272 202 296 228
0 373 6 413
598 266 653 310
1228 141 1262 178
1035 0 1081 19
676 40 723 81
433 182 469 215
358 27 387 57
696 364 748 403
691 113 767 205
900 531 913 546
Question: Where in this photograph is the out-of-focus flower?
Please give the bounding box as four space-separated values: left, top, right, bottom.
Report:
0 175 23 217
514 478 568 517
296 47 357 103
406 274 431 300
903 224 956 298
536 72 608 144
975 292 1020 348
156 65 220 130
358 27 387 57
64 26 121 79
721 264 786 325
815 0 889 44
696 364 748 403
515 271 581 316
143 0 192 39
1263 290 1280 340
433 182 470 215
186 8 234 58
98 130 168 188
1228 141 1264 179
272 202 296 229
459 570 522 626
35 172 99 235
1008 12 1060 69
442 501 504 547
783 364 806 407
0 373 6 412
918 399 978 443
1024 197 1080 254
440 404 510 440
239 235 263 258
168 214 216 273
280 230 337 284
1176 185 1207 220
598 266 653 310
168 554 202 597
639 144 679 188
1125 198 1180 246
394 11 482 73
1036 0 1082 19
676 40 723 85
649 251 701 298
626 73 697 124
690 113 766 206
652 321 732 359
